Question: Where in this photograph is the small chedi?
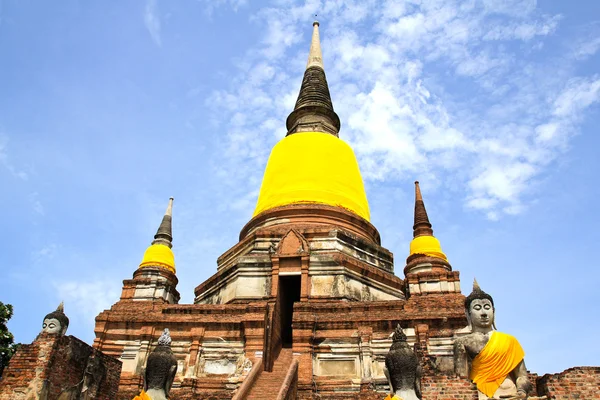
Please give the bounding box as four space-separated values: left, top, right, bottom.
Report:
454 280 532 399
384 324 421 400
135 329 177 400
41 302 70 336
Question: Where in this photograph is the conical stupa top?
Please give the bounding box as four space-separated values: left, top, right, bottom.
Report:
152 197 174 248
286 21 341 137
139 197 176 273
408 181 447 261
413 181 433 238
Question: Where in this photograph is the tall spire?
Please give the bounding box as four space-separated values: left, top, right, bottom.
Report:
413 181 433 238
286 20 341 137
152 197 174 248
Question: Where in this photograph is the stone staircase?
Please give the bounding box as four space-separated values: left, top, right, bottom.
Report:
246 348 295 400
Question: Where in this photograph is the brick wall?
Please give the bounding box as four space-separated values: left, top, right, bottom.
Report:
421 374 478 400
0 334 121 400
121 388 235 400
0 334 56 399
537 366 600 399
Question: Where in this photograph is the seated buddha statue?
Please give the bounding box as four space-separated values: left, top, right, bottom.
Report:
454 280 532 399
383 324 422 400
141 328 178 400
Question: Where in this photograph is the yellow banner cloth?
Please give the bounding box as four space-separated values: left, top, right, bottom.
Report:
470 331 525 397
383 395 403 400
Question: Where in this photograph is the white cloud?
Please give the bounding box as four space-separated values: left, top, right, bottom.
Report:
553 76 600 118
574 36 600 60
28 192 44 215
144 0 162 47
482 16 561 41
0 134 28 180
53 280 121 322
571 22 600 61
198 0 249 16
203 0 600 219
32 243 58 263
535 122 560 143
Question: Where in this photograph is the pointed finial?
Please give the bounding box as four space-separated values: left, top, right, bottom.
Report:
306 18 324 69
158 328 172 346
152 197 174 248
473 278 481 292
165 197 173 216
56 301 64 313
392 323 407 343
415 181 423 201
413 181 433 238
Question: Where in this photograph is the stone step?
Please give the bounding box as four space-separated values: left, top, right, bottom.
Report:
246 348 294 400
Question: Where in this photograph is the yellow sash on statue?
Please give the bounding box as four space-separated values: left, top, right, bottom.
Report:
383 395 403 400
132 390 151 400
470 331 525 397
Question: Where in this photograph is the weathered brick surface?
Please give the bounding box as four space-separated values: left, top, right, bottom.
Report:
0 334 56 399
421 374 479 400
89 199 599 400
0 334 121 400
537 366 600 399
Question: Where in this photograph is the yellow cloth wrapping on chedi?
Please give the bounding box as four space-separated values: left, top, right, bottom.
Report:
253 131 371 221
470 331 525 397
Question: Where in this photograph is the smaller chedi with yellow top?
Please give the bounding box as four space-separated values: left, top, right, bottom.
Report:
408 181 447 262
139 198 176 273
454 280 533 399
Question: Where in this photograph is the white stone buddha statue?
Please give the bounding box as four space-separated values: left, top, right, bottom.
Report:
454 280 532 399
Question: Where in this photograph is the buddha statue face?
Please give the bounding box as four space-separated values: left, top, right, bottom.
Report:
468 298 494 330
40 303 69 336
42 318 63 334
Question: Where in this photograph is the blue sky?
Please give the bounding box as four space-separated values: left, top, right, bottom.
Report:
2 0 599 375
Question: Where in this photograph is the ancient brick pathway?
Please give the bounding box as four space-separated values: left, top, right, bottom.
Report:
246 348 294 400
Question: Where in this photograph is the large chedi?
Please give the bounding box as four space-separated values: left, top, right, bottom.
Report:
92 22 489 400
194 21 403 309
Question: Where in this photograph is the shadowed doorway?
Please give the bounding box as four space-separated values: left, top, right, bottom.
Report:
278 275 301 347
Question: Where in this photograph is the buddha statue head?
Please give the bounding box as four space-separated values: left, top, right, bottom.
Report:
143 328 177 400
41 302 69 335
384 324 422 399
464 279 495 332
